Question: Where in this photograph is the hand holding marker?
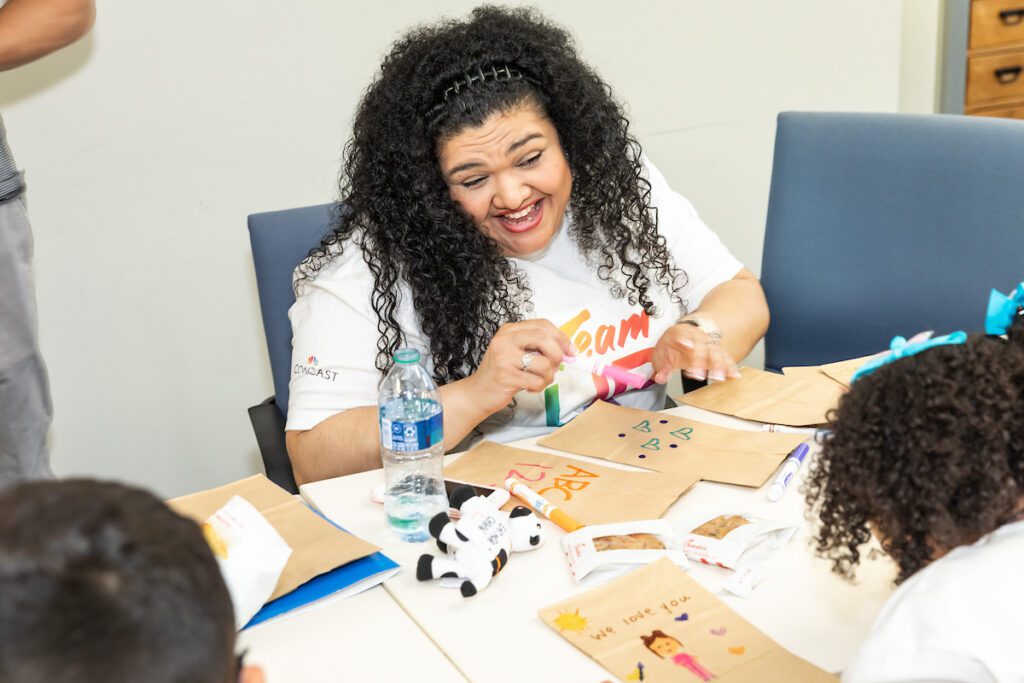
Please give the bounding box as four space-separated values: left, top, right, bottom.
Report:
767 442 810 502
562 355 646 390
505 477 585 533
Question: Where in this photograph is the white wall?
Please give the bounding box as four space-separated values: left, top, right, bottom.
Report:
900 0 944 113
0 1 936 498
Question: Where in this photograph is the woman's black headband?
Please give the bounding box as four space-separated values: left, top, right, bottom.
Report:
441 64 526 102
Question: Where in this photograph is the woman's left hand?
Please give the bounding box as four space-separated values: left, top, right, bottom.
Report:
651 322 742 385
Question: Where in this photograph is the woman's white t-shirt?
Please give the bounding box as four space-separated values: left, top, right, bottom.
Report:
286 159 743 443
843 519 1024 683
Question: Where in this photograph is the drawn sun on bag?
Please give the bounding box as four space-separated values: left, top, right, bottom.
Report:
554 608 589 633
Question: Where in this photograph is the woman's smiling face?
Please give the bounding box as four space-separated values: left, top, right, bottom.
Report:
438 104 573 258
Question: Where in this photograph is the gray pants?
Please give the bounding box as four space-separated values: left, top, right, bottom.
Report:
0 196 53 486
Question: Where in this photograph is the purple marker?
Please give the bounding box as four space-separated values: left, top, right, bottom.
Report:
767 442 810 502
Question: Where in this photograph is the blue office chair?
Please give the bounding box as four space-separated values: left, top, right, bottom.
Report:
761 112 1024 372
248 203 340 493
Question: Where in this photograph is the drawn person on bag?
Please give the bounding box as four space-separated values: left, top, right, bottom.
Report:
642 630 716 680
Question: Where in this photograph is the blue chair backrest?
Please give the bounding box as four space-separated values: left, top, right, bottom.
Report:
248 203 339 417
761 112 1024 372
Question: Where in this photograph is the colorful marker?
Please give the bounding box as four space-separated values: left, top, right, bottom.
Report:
505 477 585 532
761 423 816 435
761 423 832 439
767 442 810 502
563 355 647 390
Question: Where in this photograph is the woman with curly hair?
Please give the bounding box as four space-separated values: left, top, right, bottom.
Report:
806 299 1024 682
285 6 769 483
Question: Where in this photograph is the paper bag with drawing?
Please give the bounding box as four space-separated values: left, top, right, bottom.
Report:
539 557 836 682
444 441 698 526
170 474 379 601
538 401 804 487
676 366 844 427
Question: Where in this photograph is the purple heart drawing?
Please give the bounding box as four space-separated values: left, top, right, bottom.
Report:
674 612 689 622
710 627 726 636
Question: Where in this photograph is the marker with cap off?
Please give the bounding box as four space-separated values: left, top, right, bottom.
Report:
505 477 585 532
767 442 810 502
563 355 647 390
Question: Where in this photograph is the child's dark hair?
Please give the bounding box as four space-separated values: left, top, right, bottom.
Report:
806 317 1024 584
0 479 237 683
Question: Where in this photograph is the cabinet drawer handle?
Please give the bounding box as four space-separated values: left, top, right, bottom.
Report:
1000 8 1024 25
995 66 1023 83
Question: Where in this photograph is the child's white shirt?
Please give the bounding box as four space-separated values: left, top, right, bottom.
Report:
843 519 1024 683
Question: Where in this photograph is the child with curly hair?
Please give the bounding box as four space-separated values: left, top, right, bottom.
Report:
806 290 1024 683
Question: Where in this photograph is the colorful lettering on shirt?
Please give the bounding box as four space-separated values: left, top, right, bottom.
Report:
544 309 655 426
544 383 561 426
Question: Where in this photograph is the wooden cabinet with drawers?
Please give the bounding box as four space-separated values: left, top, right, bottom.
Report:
965 0 1024 119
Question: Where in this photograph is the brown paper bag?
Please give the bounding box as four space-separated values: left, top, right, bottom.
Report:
539 557 836 682
445 441 699 526
779 365 828 378
169 474 379 601
677 366 844 427
819 355 875 387
538 401 804 488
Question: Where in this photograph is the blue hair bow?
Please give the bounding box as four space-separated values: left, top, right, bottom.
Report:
850 331 968 383
985 283 1024 335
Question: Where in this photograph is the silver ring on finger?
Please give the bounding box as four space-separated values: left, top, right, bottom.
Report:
520 351 537 372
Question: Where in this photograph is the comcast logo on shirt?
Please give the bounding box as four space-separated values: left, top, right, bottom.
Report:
294 354 338 382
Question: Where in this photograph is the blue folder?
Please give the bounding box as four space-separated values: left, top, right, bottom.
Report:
243 506 399 629
244 550 399 628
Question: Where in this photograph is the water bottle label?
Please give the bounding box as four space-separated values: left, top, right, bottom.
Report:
380 410 444 452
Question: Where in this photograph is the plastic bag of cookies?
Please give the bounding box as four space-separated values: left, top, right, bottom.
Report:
203 496 292 628
681 512 797 571
561 519 688 585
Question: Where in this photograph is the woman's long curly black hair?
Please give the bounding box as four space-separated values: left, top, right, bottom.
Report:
295 6 685 384
806 317 1024 584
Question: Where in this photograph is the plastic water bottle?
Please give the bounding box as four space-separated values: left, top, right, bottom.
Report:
378 348 448 542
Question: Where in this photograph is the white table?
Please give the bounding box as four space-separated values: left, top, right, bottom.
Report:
299 405 897 682
236 581 467 682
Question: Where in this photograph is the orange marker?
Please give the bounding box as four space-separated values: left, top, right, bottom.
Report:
505 477 585 533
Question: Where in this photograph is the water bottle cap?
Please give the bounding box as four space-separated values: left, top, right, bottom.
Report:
393 348 421 365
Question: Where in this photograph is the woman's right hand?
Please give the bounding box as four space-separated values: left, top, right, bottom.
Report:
468 319 574 415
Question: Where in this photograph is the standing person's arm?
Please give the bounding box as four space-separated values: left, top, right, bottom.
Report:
0 0 96 71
